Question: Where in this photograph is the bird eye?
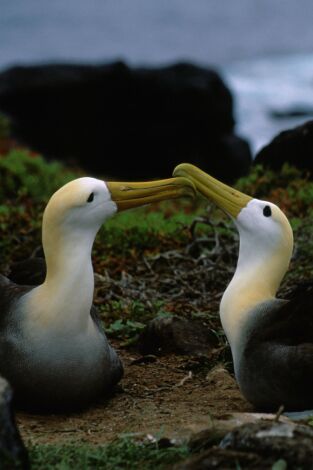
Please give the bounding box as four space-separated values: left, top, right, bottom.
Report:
263 205 272 217
87 192 94 203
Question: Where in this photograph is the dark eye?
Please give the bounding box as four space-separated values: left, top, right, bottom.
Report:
263 205 272 217
87 192 94 203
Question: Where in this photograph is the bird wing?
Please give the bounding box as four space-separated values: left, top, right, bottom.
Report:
252 288 313 345
240 290 313 409
0 274 31 327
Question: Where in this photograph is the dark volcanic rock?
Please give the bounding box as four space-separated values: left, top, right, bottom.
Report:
269 106 313 119
0 62 251 183
0 376 29 469
255 120 313 173
138 315 219 356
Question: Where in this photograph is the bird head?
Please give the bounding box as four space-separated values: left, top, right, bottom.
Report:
43 175 196 238
173 163 293 266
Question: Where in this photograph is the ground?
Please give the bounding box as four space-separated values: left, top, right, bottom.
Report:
17 348 250 447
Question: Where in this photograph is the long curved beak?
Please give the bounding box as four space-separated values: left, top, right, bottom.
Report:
107 177 196 211
173 163 252 218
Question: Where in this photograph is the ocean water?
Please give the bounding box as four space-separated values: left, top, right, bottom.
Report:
1 0 313 153
225 54 313 154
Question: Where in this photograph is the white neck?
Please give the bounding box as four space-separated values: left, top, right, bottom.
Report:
22 225 96 334
220 222 292 356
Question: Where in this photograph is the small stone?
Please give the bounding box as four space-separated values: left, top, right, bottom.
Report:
138 316 219 356
0 376 29 469
205 366 236 390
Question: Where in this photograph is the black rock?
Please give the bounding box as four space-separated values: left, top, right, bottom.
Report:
269 106 313 120
138 315 219 356
0 376 29 469
254 120 313 173
0 61 251 183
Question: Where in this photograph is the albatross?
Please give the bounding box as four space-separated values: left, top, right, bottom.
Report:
0 175 195 412
174 163 313 411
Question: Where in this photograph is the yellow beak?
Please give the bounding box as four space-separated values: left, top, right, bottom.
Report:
173 163 252 218
107 177 196 211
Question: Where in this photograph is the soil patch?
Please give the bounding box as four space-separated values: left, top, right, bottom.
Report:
16 346 250 446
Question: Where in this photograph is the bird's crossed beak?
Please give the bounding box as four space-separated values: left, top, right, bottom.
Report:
107 177 196 211
173 163 252 218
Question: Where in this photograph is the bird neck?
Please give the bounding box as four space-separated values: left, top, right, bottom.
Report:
220 232 292 354
23 227 96 333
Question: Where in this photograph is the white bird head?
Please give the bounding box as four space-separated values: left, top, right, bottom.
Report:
43 175 196 252
44 177 116 236
173 163 293 263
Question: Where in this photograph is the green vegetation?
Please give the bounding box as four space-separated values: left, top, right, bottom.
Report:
29 437 190 470
103 300 170 345
236 163 313 217
97 206 200 256
0 149 79 201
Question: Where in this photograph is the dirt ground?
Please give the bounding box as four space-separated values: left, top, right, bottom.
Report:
16 343 251 446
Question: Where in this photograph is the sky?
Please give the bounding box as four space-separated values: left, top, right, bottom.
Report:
1 1 313 69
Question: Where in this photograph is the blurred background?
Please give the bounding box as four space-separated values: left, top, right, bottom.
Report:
1 0 313 179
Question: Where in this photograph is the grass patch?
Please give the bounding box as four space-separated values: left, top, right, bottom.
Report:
29 437 190 470
0 149 80 201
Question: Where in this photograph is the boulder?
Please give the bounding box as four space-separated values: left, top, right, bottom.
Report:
138 315 219 356
254 120 313 173
0 376 29 469
0 62 251 183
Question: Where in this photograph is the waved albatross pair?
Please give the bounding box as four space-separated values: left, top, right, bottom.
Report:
174 163 313 412
0 176 195 412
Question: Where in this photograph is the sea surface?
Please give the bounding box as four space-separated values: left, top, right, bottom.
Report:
1 0 313 154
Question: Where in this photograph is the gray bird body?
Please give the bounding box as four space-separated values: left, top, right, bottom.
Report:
234 295 313 411
0 274 122 412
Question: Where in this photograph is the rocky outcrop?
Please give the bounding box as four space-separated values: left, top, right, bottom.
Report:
0 62 251 183
0 376 29 469
255 120 313 174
